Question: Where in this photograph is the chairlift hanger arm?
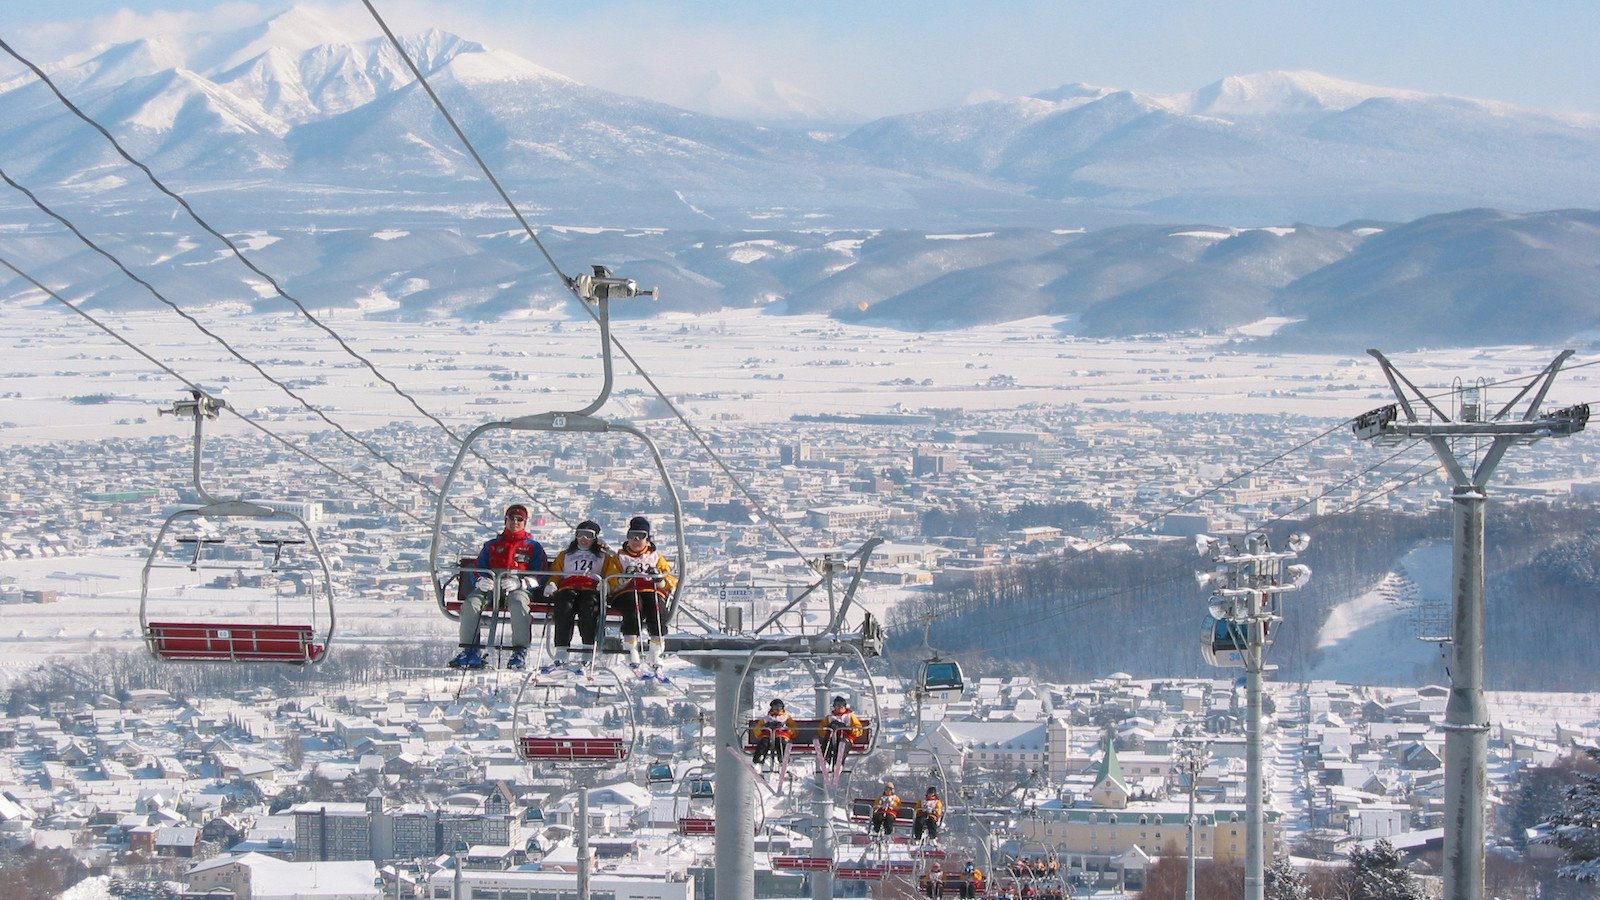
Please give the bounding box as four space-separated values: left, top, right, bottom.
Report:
158 388 231 506
553 280 654 419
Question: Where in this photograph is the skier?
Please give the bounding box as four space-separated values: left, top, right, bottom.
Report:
751 699 797 770
818 695 866 780
448 503 546 670
958 861 984 899
541 519 619 674
611 515 677 680
870 781 902 837
913 785 945 843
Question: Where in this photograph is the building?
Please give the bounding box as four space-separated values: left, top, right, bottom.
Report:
922 719 1070 776
805 503 891 531
1020 740 1284 873
292 802 373 862
186 851 380 898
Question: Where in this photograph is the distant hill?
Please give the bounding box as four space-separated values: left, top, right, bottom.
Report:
889 503 1600 691
3 12 1600 229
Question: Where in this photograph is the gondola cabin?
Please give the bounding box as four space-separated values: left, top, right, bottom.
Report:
646 762 675 786
687 778 714 800
1201 615 1247 667
921 659 965 702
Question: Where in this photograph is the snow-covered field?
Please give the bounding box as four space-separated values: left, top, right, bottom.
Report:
3 302 1589 443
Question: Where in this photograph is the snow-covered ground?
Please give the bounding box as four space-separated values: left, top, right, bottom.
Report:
1303 542 1451 685
3 303 1588 444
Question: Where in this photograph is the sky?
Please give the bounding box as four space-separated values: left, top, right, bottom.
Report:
0 0 1597 122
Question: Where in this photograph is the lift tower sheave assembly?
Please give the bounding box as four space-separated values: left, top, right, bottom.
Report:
1356 349 1587 900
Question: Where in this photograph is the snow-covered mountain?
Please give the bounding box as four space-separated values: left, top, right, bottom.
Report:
843 69 1600 224
3 9 1600 346
5 9 1599 228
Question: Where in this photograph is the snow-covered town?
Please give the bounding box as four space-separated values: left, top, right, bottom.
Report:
4 662 1597 899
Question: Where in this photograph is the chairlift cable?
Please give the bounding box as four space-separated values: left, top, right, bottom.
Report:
362 1 816 566
0 166 488 526
0 254 431 526
359 0 572 288
0 35 565 529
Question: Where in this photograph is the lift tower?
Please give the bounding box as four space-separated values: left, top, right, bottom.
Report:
1356 349 1588 900
669 542 886 900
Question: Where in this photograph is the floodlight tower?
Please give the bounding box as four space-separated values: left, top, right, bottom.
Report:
1197 532 1311 900
1355 349 1587 900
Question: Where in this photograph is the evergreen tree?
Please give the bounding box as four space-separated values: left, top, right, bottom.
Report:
1264 856 1310 900
1549 745 1600 883
1345 839 1423 900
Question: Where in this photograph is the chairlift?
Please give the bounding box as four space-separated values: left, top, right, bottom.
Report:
141 505 335 665
646 762 675 786
511 667 637 765
735 642 883 768
138 390 334 665
688 777 714 800
427 278 691 649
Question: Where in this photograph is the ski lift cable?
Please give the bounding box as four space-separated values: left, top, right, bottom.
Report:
0 166 490 527
360 1 815 565
0 253 433 527
0 35 566 530
358 0 572 289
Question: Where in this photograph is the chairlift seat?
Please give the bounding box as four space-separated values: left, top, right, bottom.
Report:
448 558 624 627
517 736 628 763
687 778 714 800
646 763 674 785
676 817 715 836
847 798 917 826
742 717 872 755
772 856 834 872
834 865 888 881
144 622 325 665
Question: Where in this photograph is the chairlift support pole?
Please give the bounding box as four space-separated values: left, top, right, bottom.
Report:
1357 349 1586 900
670 541 885 900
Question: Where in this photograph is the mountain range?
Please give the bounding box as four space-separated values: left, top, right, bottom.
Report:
1 7 1599 348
